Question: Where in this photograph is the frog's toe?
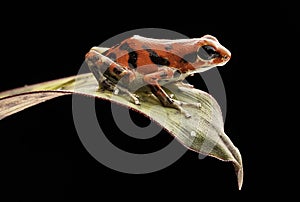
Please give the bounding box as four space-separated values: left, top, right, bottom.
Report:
172 99 201 109
185 102 201 108
128 92 140 105
170 99 202 118
133 97 140 105
113 88 120 95
113 85 140 105
180 108 192 118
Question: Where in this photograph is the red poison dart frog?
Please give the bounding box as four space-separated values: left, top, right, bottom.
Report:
85 35 231 118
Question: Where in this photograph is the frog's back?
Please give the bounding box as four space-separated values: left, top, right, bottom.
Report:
103 35 198 72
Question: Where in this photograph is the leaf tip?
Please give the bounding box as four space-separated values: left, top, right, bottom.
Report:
238 167 244 190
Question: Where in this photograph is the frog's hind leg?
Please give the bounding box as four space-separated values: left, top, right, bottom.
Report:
143 68 201 118
85 48 139 105
85 48 109 86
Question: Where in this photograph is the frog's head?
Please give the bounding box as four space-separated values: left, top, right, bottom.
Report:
194 35 231 71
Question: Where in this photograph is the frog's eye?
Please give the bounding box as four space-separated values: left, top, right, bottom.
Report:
197 45 220 60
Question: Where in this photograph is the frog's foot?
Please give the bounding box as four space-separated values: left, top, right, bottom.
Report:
148 84 201 118
99 80 140 105
167 99 201 118
113 85 140 105
142 68 203 118
176 82 194 89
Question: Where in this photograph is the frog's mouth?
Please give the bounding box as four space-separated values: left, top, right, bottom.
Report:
192 66 216 73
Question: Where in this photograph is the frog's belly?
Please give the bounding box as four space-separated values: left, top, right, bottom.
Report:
159 73 189 85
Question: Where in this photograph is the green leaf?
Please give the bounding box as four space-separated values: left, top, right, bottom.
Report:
0 70 243 190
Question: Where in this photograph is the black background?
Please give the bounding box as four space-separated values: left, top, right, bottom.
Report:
0 2 297 201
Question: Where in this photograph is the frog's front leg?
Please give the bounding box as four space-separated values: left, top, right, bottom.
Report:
143 68 201 118
85 48 139 104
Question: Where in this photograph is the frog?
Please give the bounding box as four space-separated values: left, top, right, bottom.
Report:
85 34 231 118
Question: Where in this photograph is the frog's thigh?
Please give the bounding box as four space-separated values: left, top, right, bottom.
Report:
85 49 109 84
86 48 130 84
